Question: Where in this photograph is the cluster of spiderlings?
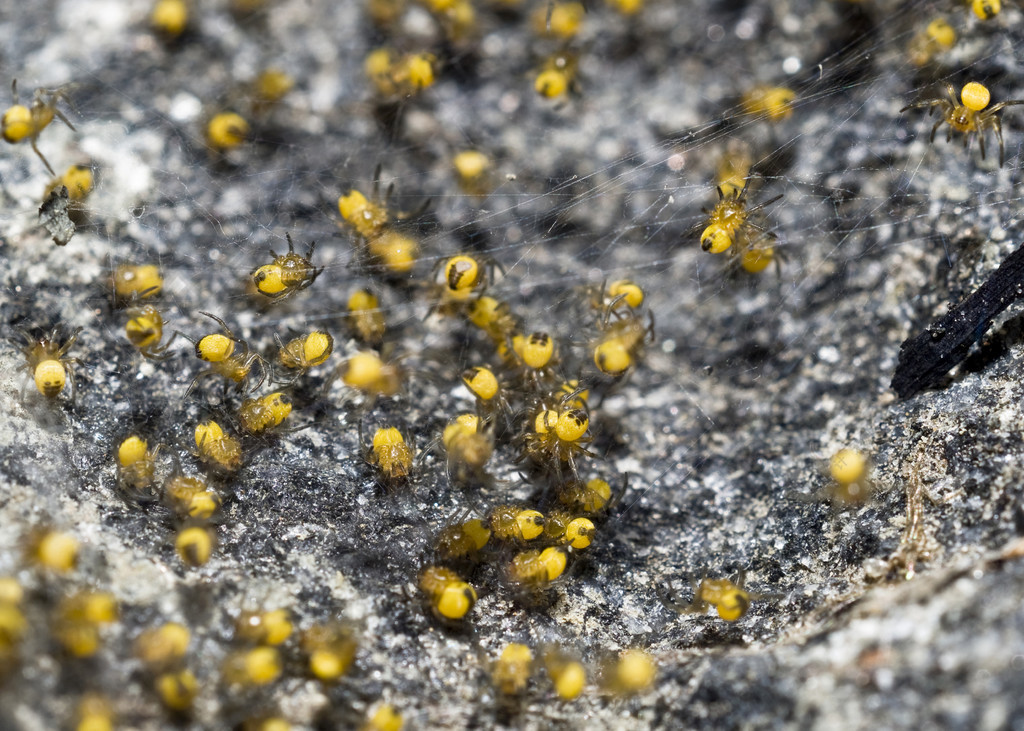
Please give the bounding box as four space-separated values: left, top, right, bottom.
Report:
127 606 369 726
694 6 1024 279
101 254 342 568
400 271 654 626
135 622 197 712
486 642 656 700
0 0 687 724
697 86 791 275
421 475 620 622
359 0 649 105
0 531 127 717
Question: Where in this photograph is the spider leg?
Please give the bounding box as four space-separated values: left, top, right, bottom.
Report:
53 107 75 131
744 221 771 235
185 368 218 398
371 162 383 202
985 100 1024 114
745 193 783 215
246 353 268 392
30 138 56 176
656 578 688 612
65 363 78 405
930 118 945 143
978 128 988 160
199 311 234 336
944 83 959 107
144 344 175 362
992 118 1005 167
56 327 83 358
732 568 748 590
900 99 947 114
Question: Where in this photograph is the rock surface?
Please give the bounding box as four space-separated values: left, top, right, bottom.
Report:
2 0 1024 729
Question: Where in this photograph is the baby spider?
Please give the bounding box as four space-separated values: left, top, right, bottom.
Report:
418 565 477 622
346 288 387 345
901 81 1024 167
76 694 114 731
45 163 93 206
970 0 1000 20
331 350 403 402
491 643 533 696
453 149 493 197
251 234 324 301
740 84 796 123
165 471 221 520
700 183 781 256
467 296 521 349
462 366 511 425
275 330 333 379
907 17 956 68
183 312 267 397
238 392 293 436
235 608 293 646
659 571 762 621
111 263 163 305
532 1 584 39
222 646 282 687
364 48 437 99
364 704 403 731
587 279 645 313
592 303 655 379
542 511 595 550
820 447 873 507
135 621 191 672
16 325 83 402
338 186 389 241
535 51 580 100
124 304 177 361
507 546 568 589
360 423 414 486
435 515 492 561
601 649 657 695
176 523 216 567
429 254 497 316
337 171 424 277
151 0 189 39
117 435 162 493
489 504 546 543
442 413 494 486
510 331 560 391
194 420 243 473
557 473 624 516
542 646 587 701
206 111 249 152
520 403 595 479
2 80 75 176
301 622 358 682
